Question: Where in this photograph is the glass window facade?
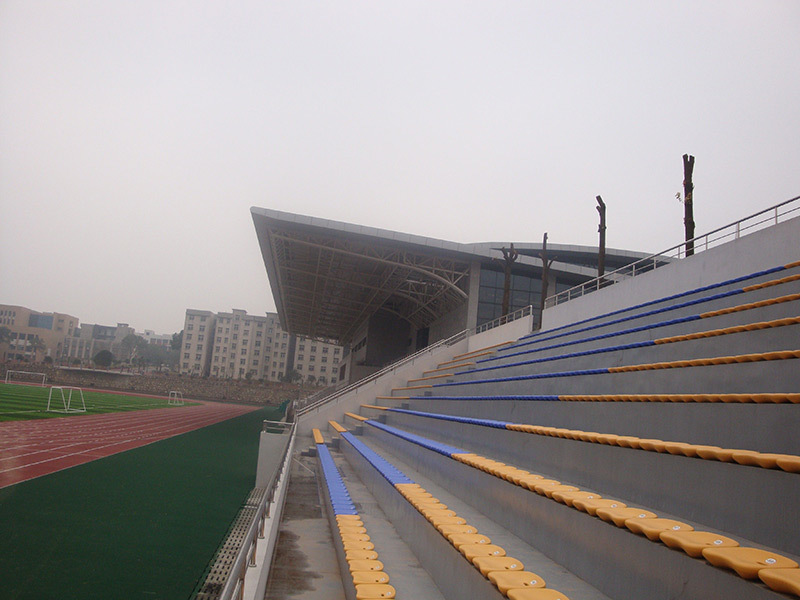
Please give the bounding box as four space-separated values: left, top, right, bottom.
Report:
477 267 542 326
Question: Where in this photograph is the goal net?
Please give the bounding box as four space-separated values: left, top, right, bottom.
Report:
47 386 87 413
168 390 185 406
5 370 47 386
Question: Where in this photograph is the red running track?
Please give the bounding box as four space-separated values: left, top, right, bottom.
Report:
0 402 259 489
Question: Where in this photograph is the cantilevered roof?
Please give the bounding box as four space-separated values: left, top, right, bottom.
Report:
251 207 655 344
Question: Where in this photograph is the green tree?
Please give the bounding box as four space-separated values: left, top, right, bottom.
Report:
170 331 183 352
0 326 11 345
31 336 46 362
281 368 301 384
93 349 114 368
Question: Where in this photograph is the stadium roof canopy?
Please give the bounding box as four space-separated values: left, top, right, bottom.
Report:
251 207 653 345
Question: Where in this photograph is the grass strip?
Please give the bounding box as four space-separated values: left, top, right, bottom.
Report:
0 404 284 600
0 383 198 422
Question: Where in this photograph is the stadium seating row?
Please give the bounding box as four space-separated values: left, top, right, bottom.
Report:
361 405 800 473
314 428 397 599
354 418 800 596
331 421 574 600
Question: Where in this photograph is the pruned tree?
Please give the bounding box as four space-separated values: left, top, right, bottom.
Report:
596 195 606 278
683 154 696 256
539 232 555 326
500 244 519 316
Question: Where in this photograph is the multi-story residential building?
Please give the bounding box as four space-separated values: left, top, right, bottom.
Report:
0 304 79 362
179 308 342 383
180 310 216 376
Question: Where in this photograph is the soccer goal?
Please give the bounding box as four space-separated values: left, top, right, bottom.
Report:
47 386 87 413
5 370 47 386
168 390 185 406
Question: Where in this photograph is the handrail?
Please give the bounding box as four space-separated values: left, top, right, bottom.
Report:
546 195 800 308
474 305 533 335
215 420 295 600
296 305 535 416
296 329 468 416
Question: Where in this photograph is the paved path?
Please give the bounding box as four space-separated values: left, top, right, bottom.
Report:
0 402 259 488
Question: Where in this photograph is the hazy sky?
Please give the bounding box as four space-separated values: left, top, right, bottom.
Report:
1 1 798 334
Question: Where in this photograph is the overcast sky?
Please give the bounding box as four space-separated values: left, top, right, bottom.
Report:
1 1 798 335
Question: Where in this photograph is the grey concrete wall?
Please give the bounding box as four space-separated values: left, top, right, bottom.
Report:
255 430 292 487
543 215 800 331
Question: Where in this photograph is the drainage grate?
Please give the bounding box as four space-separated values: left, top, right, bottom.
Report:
194 487 267 600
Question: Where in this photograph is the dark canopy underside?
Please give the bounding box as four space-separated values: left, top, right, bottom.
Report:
254 211 471 344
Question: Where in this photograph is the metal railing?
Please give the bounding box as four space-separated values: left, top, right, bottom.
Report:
201 420 295 600
546 195 800 308
296 329 469 416
474 305 533 335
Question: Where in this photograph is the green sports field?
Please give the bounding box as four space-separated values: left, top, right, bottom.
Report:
0 383 197 422
0 403 287 600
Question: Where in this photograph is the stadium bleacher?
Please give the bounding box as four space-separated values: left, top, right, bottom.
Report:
299 251 800 600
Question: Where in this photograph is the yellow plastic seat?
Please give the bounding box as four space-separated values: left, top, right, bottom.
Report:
730 450 763 466
339 525 368 535
355 583 396 599
395 483 424 492
759 568 800 596
411 499 446 509
551 490 601 507
431 515 468 529
536 483 579 498
342 533 371 543
777 455 800 473
614 435 641 448
337 514 363 523
422 507 459 521
488 570 546 593
507 589 572 599
348 559 385 573
347 549 379 561
663 442 699 457
471 555 525 576
460 543 507 560
596 507 657 527
448 533 491 549
352 571 390 584
595 433 620 445
438 523 478 536
749 453 799 469
517 474 545 490
659 530 739 558
702 546 799 579
572 498 626 516
624 517 694 541
343 540 375 551
636 439 666 452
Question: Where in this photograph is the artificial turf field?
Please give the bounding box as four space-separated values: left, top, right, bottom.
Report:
0 383 198 422
0 402 286 600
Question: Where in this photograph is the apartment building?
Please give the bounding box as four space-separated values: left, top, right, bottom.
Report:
179 308 342 383
180 309 216 376
0 304 79 362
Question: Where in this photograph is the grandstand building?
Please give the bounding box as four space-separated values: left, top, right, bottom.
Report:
179 308 342 383
251 207 654 384
242 199 800 600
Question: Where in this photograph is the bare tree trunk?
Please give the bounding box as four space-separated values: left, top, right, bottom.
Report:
501 244 518 317
596 195 606 278
539 233 550 326
683 154 695 256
